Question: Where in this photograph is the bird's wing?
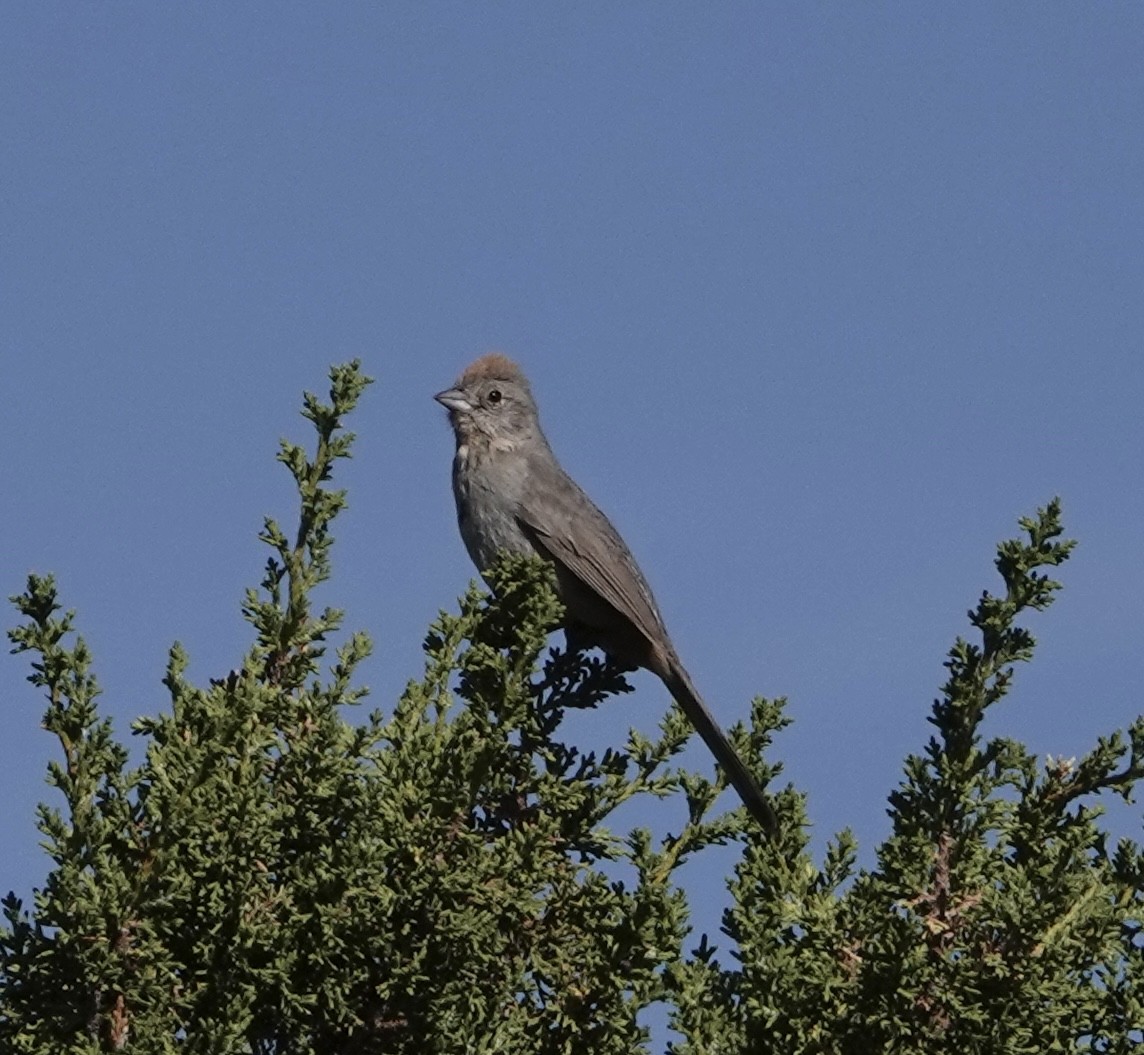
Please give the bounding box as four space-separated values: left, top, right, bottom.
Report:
515 462 668 647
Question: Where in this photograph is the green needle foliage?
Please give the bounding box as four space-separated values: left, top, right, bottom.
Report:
2 363 1141 1053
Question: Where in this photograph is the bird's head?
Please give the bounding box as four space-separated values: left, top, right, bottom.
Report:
435 353 541 448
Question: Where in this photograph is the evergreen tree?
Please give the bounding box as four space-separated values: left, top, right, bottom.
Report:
2 362 1140 1052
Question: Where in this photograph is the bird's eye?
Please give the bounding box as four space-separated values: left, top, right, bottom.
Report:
487 389 503 405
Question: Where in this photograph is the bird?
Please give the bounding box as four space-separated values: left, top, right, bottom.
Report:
435 353 777 834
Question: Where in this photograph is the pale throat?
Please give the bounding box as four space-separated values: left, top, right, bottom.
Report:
454 434 518 468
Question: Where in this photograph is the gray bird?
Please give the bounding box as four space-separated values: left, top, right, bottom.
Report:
435 353 777 834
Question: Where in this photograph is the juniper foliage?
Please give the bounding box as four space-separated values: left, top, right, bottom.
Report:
2 363 1140 1053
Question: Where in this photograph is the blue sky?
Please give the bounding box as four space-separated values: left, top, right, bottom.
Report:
3 2 1142 969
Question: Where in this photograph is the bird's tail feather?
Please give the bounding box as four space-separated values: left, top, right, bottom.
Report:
664 660 778 836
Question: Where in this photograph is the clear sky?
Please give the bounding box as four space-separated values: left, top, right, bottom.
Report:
3 1 1142 972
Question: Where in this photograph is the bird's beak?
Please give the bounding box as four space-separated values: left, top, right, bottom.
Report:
434 388 473 413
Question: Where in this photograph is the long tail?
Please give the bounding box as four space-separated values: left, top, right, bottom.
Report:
662 659 778 836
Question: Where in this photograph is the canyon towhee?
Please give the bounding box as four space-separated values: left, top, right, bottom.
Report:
435 353 777 834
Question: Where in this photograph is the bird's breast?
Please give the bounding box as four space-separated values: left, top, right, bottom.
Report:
451 444 535 573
